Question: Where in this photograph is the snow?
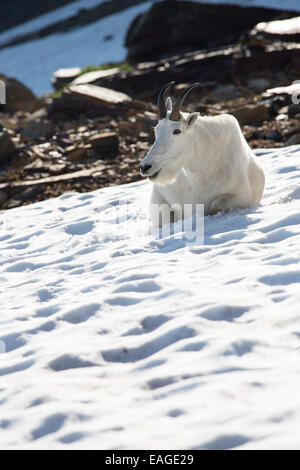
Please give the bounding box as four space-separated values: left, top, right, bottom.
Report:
0 0 299 96
0 1 154 96
0 0 106 45
190 0 300 10
1 145 300 450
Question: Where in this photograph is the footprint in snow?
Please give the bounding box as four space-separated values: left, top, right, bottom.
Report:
113 280 161 294
101 325 196 363
64 220 94 235
48 354 97 372
200 305 250 322
61 303 100 324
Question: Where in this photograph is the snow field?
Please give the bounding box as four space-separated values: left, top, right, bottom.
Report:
0 146 300 449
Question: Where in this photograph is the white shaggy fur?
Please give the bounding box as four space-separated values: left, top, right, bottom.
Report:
140 106 265 227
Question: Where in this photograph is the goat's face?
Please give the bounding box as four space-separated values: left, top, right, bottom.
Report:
139 82 200 185
139 111 199 185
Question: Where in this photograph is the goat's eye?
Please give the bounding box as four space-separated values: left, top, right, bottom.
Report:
173 129 182 135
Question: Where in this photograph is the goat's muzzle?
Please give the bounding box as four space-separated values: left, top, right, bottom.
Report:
139 163 153 176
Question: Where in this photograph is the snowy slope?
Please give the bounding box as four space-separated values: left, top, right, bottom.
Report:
0 0 106 45
0 1 154 96
0 145 300 450
189 0 300 10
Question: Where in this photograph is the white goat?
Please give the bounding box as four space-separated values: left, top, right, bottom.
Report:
139 82 265 227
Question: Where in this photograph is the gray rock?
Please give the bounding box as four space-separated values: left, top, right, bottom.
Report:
89 132 119 158
204 84 242 103
0 190 7 206
231 103 271 125
267 129 281 141
250 16 300 42
70 68 120 86
67 84 131 106
0 74 41 112
264 83 300 104
125 1 297 62
247 78 271 93
51 67 82 90
284 133 300 146
21 120 54 140
66 147 87 162
0 132 17 164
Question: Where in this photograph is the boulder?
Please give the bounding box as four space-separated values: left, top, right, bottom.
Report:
49 84 133 117
71 42 299 103
0 74 41 112
21 120 54 140
70 68 120 86
263 83 300 105
51 67 81 90
89 132 119 158
247 77 271 93
0 131 17 165
66 84 131 106
125 1 297 62
0 190 7 206
65 146 87 162
230 103 271 125
284 133 300 147
203 84 242 103
250 16 300 42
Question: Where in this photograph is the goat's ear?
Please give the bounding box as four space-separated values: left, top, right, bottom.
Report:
166 96 172 112
186 112 199 127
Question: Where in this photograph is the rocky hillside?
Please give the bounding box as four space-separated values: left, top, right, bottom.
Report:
125 1 298 62
0 0 77 33
0 0 151 50
0 1 299 210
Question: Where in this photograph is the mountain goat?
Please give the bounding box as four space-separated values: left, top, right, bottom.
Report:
139 82 265 227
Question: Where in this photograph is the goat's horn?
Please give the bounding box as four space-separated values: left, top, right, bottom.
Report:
169 83 200 121
158 81 175 120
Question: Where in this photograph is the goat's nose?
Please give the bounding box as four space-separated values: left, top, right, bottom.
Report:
139 163 152 175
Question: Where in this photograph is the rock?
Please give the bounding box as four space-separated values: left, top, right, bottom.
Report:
70 68 120 86
125 1 297 62
136 112 156 129
21 120 54 140
10 166 106 189
276 113 289 121
247 77 271 93
0 190 7 206
288 105 300 118
0 74 41 112
284 133 300 146
204 84 242 103
18 186 40 201
278 105 289 115
67 84 131 106
89 132 119 158
0 131 17 164
264 83 300 105
68 42 299 103
49 84 133 117
230 103 271 125
3 199 22 209
51 67 82 90
27 107 48 122
66 146 87 162
267 129 281 141
250 16 300 42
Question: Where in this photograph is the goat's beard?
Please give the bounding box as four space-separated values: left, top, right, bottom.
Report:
149 167 179 185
